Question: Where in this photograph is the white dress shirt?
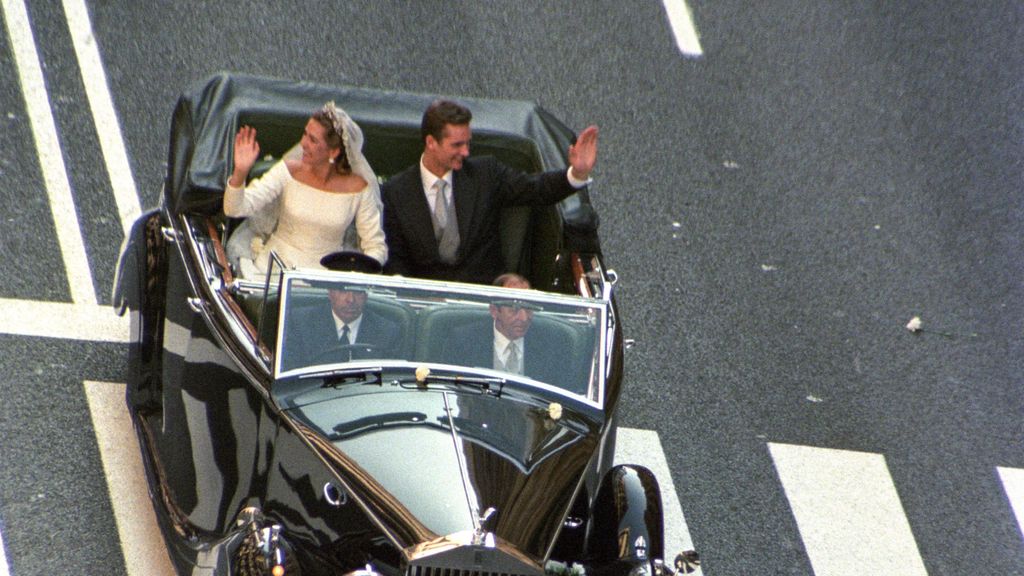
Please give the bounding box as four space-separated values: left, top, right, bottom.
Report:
419 158 453 215
332 312 364 344
492 327 524 374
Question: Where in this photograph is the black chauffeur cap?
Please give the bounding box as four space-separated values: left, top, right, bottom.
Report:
320 251 383 274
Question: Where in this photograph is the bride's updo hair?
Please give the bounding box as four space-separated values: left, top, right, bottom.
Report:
311 108 352 174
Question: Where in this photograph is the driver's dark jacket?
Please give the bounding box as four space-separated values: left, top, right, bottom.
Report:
440 319 564 386
283 303 401 370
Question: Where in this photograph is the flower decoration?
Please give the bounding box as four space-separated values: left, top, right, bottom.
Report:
250 236 266 257
548 402 563 421
545 561 585 576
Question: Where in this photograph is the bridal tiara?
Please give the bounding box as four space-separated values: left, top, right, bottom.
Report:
321 101 350 147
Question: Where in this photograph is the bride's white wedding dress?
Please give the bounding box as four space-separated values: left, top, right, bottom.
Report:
223 161 386 278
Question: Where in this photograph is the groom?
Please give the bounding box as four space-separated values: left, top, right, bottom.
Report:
381 99 598 284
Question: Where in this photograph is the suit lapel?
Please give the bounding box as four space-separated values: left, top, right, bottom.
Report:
451 164 477 244
307 303 340 355
473 321 495 369
398 169 441 257
358 309 381 345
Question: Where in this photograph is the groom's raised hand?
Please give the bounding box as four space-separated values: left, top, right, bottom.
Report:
568 125 598 182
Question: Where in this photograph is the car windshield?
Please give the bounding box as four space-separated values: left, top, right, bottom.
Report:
273 271 607 404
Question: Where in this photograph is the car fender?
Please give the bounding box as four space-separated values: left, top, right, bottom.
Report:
114 207 168 409
586 464 664 575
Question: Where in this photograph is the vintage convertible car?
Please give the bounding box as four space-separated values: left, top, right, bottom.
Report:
113 73 698 576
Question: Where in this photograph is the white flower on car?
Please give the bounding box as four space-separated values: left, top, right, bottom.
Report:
906 316 922 333
548 402 563 420
250 236 265 256
415 366 430 383
545 561 586 576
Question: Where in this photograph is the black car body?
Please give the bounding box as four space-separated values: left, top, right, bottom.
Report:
113 73 694 576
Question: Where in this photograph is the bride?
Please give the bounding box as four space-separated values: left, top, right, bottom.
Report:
223 102 387 278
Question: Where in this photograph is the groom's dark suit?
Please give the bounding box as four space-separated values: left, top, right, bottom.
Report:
381 156 579 284
284 302 401 370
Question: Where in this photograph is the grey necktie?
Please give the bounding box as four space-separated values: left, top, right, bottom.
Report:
433 179 460 264
504 341 521 374
338 324 351 345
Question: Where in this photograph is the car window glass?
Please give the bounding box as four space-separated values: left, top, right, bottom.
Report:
274 273 605 404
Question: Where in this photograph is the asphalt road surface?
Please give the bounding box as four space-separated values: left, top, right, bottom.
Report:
1 1 1022 575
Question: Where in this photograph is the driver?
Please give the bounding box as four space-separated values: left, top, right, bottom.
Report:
284 252 402 368
324 286 400 352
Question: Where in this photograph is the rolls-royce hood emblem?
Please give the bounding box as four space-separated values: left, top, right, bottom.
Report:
472 506 497 546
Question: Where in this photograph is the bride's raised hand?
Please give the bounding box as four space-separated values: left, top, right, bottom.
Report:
229 126 260 187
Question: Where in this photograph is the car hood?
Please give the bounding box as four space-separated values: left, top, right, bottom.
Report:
288 386 598 559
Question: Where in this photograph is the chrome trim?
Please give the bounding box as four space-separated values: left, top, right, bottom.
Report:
323 481 348 507
442 391 481 531
472 507 497 547
160 226 179 243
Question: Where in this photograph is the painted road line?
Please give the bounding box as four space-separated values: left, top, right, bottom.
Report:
769 443 928 575
0 522 10 576
998 466 1024 538
63 0 141 238
2 0 96 305
84 381 175 576
616 427 698 560
661 0 703 57
0 298 127 342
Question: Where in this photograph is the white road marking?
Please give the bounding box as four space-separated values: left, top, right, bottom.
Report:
1 0 96 305
0 298 127 342
768 443 929 576
616 428 699 559
0 524 10 576
661 0 704 57
62 0 141 238
998 466 1024 539
84 381 176 576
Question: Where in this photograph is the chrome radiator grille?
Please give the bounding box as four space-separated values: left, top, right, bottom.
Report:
405 546 544 576
406 566 536 576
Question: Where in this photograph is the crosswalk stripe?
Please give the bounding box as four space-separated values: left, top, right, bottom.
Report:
0 522 10 576
84 381 176 576
62 0 141 239
1 0 96 305
768 443 928 575
0 298 127 341
661 0 703 57
998 466 1024 539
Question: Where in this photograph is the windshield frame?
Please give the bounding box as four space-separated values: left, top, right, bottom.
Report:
271 269 610 408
